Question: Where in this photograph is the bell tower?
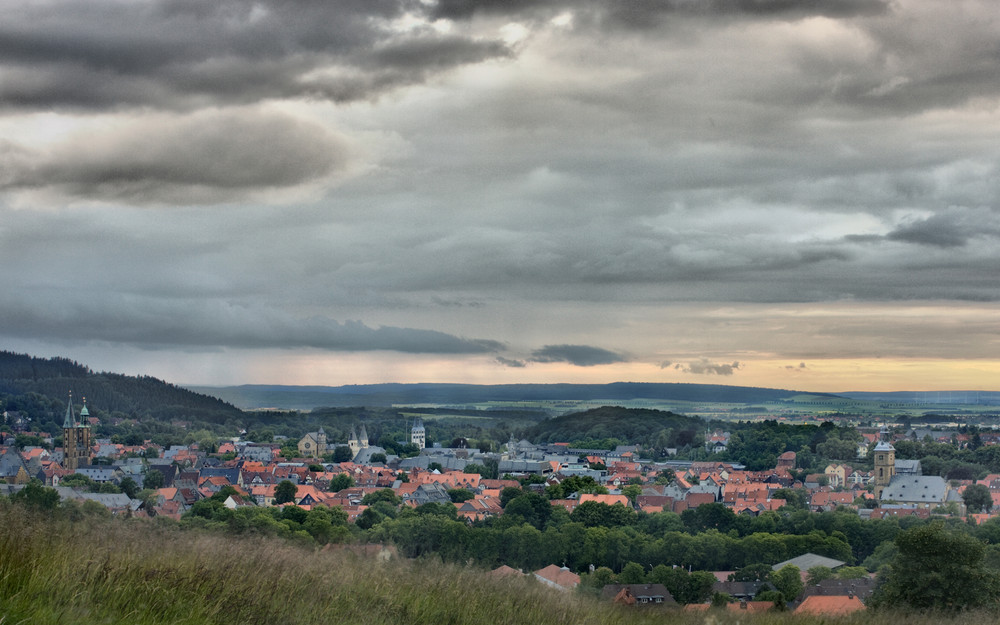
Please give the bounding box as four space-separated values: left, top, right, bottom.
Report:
410 417 425 450
873 425 895 500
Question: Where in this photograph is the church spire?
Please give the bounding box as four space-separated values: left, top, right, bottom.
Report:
63 391 76 428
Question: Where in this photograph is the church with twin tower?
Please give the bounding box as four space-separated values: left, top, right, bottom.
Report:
62 392 92 471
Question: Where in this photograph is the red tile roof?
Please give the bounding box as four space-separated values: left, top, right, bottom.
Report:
796 595 865 616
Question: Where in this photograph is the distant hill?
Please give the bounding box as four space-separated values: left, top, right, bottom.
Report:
840 391 1000 406
0 350 243 423
523 405 705 447
187 381 821 411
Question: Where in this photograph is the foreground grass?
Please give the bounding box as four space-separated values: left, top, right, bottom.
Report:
0 502 997 625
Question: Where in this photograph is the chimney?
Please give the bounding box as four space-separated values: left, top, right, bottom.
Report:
740 599 748 610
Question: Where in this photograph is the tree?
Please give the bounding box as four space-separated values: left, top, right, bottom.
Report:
447 488 474 503
755 589 786 610
772 488 808 510
681 503 736 533
622 484 642 504
142 468 164 490
836 566 869 579
871 522 1000 611
356 506 386 530
963 483 992 514
332 446 353 463
772 565 803 603
618 562 646 584
211 485 239 502
655 469 675 485
118 476 139 498
361 489 401 506
414 502 458 519
274 480 298 505
499 486 523 508
504 492 553 530
369 453 387 464
329 473 354 492
11 479 59 510
584 566 617 592
711 592 732 608
730 563 772 582
806 566 834 586
60 473 95 489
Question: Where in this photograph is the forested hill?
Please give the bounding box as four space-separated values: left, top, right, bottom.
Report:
524 406 705 449
189 381 819 410
0 351 243 424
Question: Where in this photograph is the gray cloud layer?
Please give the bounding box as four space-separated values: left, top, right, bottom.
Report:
2 110 353 204
529 345 628 367
3 0 1000 376
0 0 510 110
0 293 502 354
678 360 743 376
431 0 889 22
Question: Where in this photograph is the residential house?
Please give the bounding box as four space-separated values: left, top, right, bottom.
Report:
601 584 676 606
533 565 580 591
776 451 796 470
823 464 852 488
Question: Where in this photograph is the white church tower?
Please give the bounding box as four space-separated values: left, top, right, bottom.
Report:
411 417 426 450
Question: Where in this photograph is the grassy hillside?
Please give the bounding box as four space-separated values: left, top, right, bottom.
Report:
0 502 670 625
3 501 998 625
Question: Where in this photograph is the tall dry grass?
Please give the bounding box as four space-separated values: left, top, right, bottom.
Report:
1 501 997 625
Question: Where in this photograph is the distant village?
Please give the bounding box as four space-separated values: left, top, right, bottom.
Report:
4 395 1000 614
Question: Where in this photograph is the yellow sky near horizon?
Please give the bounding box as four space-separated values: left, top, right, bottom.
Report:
166 350 1000 393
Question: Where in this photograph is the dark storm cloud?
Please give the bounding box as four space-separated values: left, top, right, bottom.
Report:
1 110 352 204
882 207 1000 249
679 360 742 375
0 295 503 354
599 0 889 30
0 0 510 110
431 0 887 20
887 216 971 248
430 0 553 20
529 344 628 367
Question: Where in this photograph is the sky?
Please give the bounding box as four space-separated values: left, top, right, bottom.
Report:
3 0 1000 392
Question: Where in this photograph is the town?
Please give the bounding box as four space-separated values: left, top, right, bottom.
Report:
5 391 1000 616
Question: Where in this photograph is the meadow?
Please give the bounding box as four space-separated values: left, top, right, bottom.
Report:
2 501 999 625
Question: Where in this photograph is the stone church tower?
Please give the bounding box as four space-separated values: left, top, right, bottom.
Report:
873 425 895 499
62 392 92 472
410 417 425 450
